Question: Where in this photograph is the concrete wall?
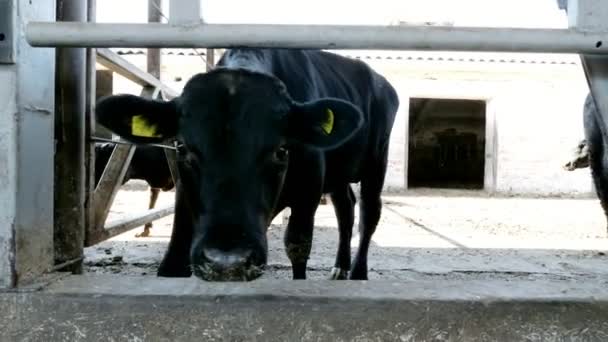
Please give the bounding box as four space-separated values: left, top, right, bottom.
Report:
0 0 56 288
0 65 18 288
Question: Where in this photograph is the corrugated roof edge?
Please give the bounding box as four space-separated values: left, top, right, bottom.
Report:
112 48 579 66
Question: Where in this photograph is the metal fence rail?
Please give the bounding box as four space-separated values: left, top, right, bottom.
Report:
97 48 178 99
26 22 608 54
87 49 178 246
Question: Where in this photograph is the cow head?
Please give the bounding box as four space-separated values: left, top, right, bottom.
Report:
563 139 590 171
95 68 363 281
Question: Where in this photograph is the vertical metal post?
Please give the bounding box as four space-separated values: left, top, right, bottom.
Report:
169 0 201 24
83 0 97 262
206 48 215 71
169 0 212 70
568 0 608 203
54 0 87 273
570 0 608 129
147 0 162 79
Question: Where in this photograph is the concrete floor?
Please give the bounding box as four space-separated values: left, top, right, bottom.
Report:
6 184 608 340
5 274 608 341
85 182 608 284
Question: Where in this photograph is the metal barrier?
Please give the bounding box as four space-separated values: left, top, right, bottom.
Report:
25 22 608 54
6 0 608 282
86 46 180 246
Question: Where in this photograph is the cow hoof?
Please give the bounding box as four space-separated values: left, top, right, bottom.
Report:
348 268 368 280
135 228 151 238
348 273 368 280
329 267 348 280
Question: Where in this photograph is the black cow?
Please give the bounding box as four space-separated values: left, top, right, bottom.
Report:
96 49 399 281
581 94 608 231
95 142 174 237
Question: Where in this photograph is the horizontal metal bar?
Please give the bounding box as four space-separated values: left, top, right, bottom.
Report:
26 22 608 54
102 204 175 241
90 136 177 151
50 256 85 273
96 48 178 98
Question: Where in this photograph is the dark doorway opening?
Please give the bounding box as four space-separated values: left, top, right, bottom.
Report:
408 98 486 189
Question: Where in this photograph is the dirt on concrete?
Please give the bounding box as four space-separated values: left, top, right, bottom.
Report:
85 181 608 283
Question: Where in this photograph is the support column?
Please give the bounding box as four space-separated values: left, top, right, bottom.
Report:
169 0 201 24
0 0 56 288
570 0 608 132
54 0 87 273
147 0 162 79
83 0 97 265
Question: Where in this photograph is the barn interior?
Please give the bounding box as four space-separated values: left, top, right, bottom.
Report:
408 98 486 189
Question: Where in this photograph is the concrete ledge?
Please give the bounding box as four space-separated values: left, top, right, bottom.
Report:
2 275 608 341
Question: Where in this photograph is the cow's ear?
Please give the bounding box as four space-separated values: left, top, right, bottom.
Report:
95 94 179 144
287 98 363 150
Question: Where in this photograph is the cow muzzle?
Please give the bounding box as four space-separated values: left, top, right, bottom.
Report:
192 247 263 281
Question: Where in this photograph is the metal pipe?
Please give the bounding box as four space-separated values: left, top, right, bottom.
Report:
26 22 608 54
90 136 176 151
84 0 98 257
53 0 87 274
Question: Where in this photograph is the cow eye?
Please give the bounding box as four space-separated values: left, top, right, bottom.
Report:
273 146 288 163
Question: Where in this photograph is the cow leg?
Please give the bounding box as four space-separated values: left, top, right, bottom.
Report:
157 183 192 277
136 187 161 238
329 184 355 280
350 146 389 280
284 205 317 280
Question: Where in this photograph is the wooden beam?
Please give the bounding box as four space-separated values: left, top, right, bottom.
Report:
96 48 178 99
88 143 135 246
94 69 113 139
100 204 175 242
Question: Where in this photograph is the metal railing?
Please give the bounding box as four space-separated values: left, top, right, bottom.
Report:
25 22 608 54
86 50 180 246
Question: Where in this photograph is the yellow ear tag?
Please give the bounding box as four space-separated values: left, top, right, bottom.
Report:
132 115 161 138
321 108 334 135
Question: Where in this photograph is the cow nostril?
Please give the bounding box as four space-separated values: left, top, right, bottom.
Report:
202 247 252 268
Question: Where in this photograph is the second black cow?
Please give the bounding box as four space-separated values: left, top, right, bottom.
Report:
96 49 399 281
580 94 608 231
95 142 174 237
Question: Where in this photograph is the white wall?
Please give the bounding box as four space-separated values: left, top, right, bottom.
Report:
366 57 592 196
